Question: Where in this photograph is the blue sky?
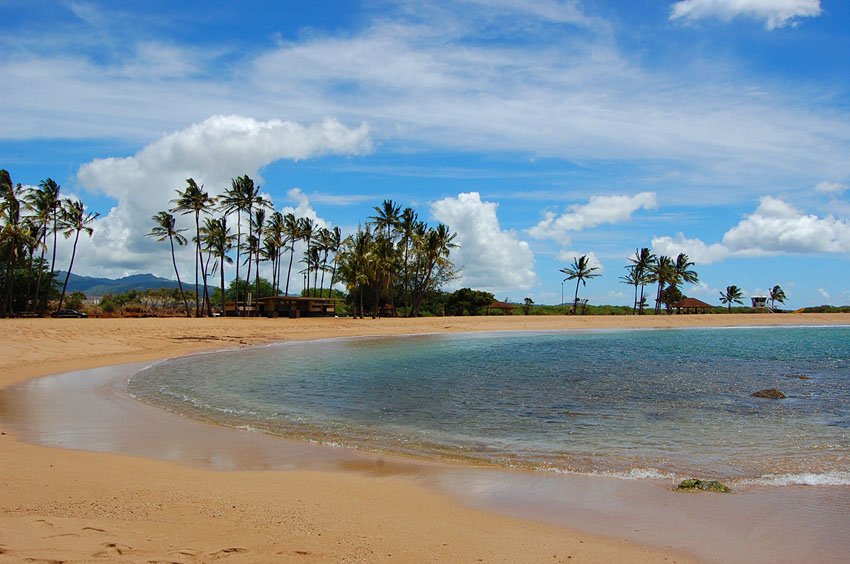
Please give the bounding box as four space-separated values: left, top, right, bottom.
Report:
2 0 849 307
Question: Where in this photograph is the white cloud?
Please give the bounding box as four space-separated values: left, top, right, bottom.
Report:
815 181 848 194
652 195 850 264
652 232 731 263
818 288 830 299
670 0 822 29
722 196 850 253
62 115 370 278
430 192 537 292
528 192 657 244
2 3 849 198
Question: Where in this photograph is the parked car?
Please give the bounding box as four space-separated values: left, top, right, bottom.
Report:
51 309 88 318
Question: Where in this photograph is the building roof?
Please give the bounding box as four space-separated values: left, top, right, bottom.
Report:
674 297 713 309
484 301 518 310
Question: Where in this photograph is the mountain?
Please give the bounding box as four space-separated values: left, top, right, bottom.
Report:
60 273 181 296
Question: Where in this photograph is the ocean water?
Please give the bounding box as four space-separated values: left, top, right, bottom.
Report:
128 327 850 484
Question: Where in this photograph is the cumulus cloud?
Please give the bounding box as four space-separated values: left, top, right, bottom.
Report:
651 233 731 263
64 115 370 278
818 288 830 299
815 181 848 194
652 195 850 263
431 192 537 292
670 0 823 29
528 192 656 244
3 2 849 196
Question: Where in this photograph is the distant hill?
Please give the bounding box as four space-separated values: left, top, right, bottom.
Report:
60 272 181 296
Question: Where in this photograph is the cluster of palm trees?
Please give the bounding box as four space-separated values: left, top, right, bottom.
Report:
617 249 699 314
150 176 346 317
561 250 699 315
0 170 98 317
151 181 458 318
336 200 458 317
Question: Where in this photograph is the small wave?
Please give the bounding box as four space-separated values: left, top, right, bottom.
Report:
534 466 678 481
739 471 850 487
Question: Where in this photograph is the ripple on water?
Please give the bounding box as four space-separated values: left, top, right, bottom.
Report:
128 327 850 482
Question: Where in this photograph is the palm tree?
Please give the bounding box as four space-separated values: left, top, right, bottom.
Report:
324 226 342 298
628 247 655 314
649 255 675 314
171 178 214 316
370 199 401 240
1 175 27 315
282 213 301 296
201 217 234 314
673 253 699 287
56 199 98 311
265 212 285 294
219 175 269 314
298 217 315 295
25 179 61 312
397 207 418 312
251 208 267 300
560 255 601 314
769 285 786 309
719 285 743 313
147 211 191 317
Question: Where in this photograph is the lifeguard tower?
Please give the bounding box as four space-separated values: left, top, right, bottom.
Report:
751 296 768 309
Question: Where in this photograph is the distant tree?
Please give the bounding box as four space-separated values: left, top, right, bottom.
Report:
171 178 214 316
627 247 655 314
659 285 684 314
56 199 98 311
66 290 86 311
444 287 494 316
522 297 534 315
147 211 191 317
769 285 786 309
560 255 600 314
719 285 744 312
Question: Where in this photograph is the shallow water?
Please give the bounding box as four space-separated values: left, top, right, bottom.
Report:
129 327 850 484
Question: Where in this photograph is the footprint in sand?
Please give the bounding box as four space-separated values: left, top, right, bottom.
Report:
91 542 132 558
208 547 248 559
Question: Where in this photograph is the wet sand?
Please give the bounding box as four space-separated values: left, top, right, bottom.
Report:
2 315 849 562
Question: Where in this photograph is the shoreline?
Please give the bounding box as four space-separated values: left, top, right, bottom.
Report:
3 314 850 562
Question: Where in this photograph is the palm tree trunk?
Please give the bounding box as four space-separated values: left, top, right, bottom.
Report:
573 279 580 314
285 247 295 297
220 252 226 315
193 214 200 316
202 249 213 317
255 250 260 304
33 231 48 313
57 230 80 311
234 210 242 316
170 234 191 317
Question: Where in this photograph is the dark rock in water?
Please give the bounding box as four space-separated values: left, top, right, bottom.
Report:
752 388 786 399
784 374 812 380
677 479 732 493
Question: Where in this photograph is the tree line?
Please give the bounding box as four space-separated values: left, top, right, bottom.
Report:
562 248 786 314
0 170 98 317
152 177 458 318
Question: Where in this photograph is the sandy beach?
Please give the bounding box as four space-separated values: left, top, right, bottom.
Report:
2 314 849 563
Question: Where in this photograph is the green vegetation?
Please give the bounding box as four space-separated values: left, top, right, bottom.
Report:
719 285 744 312
0 170 97 316
677 479 732 493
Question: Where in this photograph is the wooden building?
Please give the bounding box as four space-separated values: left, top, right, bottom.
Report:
672 297 713 314
483 301 518 315
224 296 338 318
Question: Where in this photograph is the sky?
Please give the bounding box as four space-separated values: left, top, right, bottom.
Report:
2 0 849 308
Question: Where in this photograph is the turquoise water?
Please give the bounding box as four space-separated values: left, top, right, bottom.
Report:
128 327 850 483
